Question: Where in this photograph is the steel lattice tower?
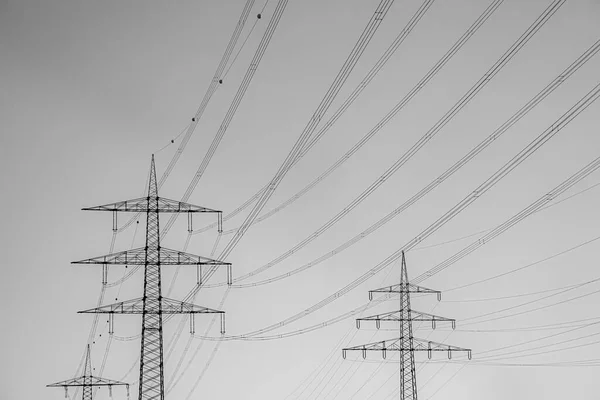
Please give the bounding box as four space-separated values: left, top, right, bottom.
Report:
47 345 129 400
72 156 231 400
343 251 471 400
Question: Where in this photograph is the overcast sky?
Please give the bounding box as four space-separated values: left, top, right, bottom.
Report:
2 0 600 399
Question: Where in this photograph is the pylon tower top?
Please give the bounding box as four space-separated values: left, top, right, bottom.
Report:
368 252 441 300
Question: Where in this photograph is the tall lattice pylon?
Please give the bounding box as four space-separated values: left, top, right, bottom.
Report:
343 251 471 399
47 344 129 400
72 155 231 400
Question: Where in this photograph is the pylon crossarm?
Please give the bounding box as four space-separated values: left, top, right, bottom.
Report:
72 247 231 266
82 196 221 214
47 376 129 387
79 297 226 334
356 310 456 329
78 297 224 314
342 337 471 360
368 283 441 301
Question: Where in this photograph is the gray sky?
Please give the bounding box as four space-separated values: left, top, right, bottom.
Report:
2 0 600 399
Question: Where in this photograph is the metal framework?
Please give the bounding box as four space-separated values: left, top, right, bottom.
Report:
73 155 231 400
343 251 471 400
47 345 129 400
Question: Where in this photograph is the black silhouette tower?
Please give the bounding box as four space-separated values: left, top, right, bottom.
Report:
73 156 231 400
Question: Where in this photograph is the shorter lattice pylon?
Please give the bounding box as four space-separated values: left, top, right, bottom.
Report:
47 345 130 400
342 251 471 400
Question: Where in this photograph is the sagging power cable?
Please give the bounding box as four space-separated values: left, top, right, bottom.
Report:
206 0 574 289
190 71 599 339
192 0 446 236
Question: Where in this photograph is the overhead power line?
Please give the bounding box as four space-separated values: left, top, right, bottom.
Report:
215 0 564 285
116 0 258 234
193 64 599 340
169 2 402 349
182 143 598 345
413 138 600 284
461 285 600 327
214 0 397 261
211 0 578 290
445 234 600 293
192 0 445 236
160 0 291 240
214 0 505 237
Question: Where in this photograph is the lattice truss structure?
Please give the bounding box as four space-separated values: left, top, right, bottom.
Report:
47 345 129 400
343 251 471 400
66 156 230 400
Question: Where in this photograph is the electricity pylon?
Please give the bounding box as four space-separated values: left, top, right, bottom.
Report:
72 155 231 400
47 344 129 400
342 251 470 400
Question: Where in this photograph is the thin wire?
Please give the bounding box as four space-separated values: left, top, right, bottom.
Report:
477 333 600 362
211 80 599 340
176 253 398 398
114 0 257 234
214 0 397 261
153 124 190 154
413 93 600 285
446 235 600 292
426 364 467 399
445 280 600 302
461 285 600 327
180 138 600 346
413 180 600 252
195 0 443 237
166 233 228 392
207 0 566 288
477 321 600 357
433 360 600 367
462 278 600 323
450 316 600 333
284 328 356 400
227 32 600 289
221 1 269 80
160 0 292 240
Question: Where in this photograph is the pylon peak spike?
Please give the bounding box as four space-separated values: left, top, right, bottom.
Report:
84 344 92 377
400 250 409 285
148 155 158 197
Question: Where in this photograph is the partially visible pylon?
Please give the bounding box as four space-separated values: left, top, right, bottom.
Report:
47 344 130 400
70 155 231 400
342 251 471 399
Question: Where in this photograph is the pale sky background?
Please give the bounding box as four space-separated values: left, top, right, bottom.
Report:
2 0 600 399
